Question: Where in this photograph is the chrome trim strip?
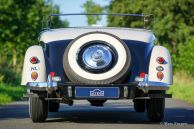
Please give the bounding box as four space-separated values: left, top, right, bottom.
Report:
26 74 58 88
26 82 57 88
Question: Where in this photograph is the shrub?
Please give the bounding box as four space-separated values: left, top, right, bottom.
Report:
175 37 194 76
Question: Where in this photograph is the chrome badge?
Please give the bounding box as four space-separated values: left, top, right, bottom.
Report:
90 89 104 97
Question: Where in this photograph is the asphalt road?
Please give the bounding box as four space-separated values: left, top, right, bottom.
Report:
0 99 194 129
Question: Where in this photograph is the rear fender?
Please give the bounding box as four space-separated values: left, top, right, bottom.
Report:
148 46 173 85
21 45 47 85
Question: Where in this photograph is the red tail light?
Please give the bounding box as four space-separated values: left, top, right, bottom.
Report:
30 57 38 64
140 72 146 78
50 72 55 77
156 57 165 64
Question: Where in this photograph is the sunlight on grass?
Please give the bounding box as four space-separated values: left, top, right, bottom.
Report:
168 72 194 104
0 93 12 104
0 83 26 105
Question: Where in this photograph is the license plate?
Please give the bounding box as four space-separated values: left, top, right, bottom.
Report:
75 87 119 98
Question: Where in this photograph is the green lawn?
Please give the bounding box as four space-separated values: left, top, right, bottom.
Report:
0 83 26 105
168 72 194 104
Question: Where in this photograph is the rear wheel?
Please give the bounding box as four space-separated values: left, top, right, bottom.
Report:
133 99 146 112
29 97 48 122
146 91 165 122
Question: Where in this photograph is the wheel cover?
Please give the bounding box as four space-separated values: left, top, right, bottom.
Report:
82 44 112 70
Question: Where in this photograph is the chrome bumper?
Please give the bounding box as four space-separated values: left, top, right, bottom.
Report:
137 74 169 93
27 82 57 87
26 74 169 93
26 75 58 90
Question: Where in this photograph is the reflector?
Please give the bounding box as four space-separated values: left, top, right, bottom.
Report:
156 66 164 71
157 71 164 80
31 72 38 81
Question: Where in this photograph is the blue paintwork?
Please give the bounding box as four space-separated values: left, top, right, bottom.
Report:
44 39 154 83
75 87 119 98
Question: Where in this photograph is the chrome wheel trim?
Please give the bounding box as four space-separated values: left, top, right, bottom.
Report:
82 44 113 70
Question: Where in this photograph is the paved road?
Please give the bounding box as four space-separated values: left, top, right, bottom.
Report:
0 99 194 129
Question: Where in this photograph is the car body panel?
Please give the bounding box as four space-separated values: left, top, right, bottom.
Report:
148 46 173 85
44 39 153 83
39 28 156 43
22 28 172 93
21 46 47 85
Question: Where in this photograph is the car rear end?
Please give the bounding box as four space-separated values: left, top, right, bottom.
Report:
24 28 159 98
21 14 173 123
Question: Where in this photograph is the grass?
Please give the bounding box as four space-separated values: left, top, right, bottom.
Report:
0 83 26 105
168 72 194 104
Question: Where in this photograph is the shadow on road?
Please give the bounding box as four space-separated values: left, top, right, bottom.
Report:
165 108 194 124
0 100 194 124
46 106 194 124
0 104 29 120
47 107 148 124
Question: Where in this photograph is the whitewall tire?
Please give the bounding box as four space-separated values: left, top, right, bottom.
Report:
63 32 131 84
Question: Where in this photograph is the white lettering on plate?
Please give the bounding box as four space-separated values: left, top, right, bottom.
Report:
90 89 104 97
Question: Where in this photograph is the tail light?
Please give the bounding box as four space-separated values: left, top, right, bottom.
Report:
30 57 38 64
157 71 164 80
156 57 165 64
49 72 61 82
50 72 55 77
31 72 38 81
140 72 146 78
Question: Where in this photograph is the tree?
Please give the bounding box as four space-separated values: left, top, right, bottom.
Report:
0 0 67 84
82 0 194 73
82 0 104 25
108 0 194 53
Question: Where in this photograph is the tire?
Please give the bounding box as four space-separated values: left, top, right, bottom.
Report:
63 32 131 84
88 100 106 107
49 101 60 112
29 97 48 122
146 91 165 122
133 99 146 112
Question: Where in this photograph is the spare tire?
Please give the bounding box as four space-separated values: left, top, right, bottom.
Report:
63 32 131 84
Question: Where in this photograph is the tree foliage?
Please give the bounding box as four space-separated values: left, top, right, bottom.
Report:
0 0 66 84
108 0 194 73
108 0 194 53
83 0 194 74
175 37 194 76
82 0 103 25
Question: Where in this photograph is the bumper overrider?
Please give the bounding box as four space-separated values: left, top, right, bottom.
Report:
26 74 170 99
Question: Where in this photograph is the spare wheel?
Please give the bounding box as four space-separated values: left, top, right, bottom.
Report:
63 32 131 84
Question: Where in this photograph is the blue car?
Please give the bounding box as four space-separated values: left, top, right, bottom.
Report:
21 14 173 122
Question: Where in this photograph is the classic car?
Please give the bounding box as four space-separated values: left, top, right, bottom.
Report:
21 14 173 122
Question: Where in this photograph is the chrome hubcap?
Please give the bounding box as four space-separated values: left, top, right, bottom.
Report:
82 45 112 69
